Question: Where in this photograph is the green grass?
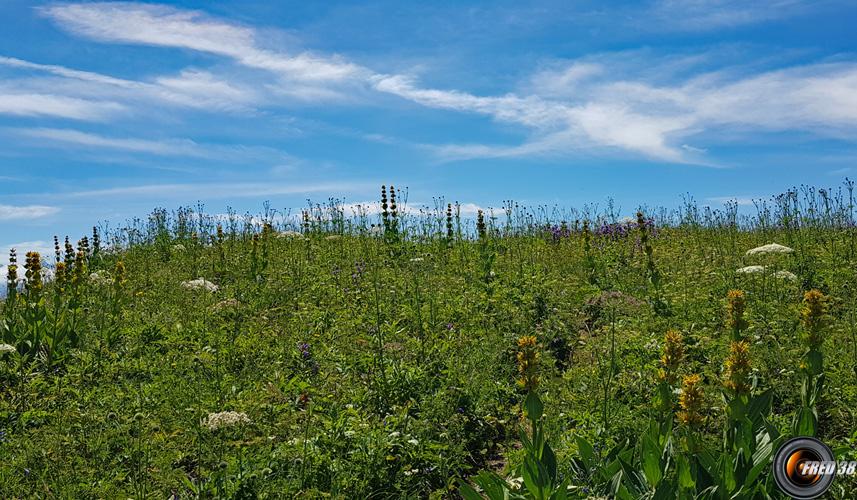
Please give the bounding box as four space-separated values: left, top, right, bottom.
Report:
1 188 857 498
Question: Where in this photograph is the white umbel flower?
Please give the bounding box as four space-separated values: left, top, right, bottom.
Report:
181 278 219 292
277 230 302 238
746 243 794 256
172 244 186 252
0 343 16 354
736 265 766 274
773 270 798 281
203 411 250 431
89 270 112 286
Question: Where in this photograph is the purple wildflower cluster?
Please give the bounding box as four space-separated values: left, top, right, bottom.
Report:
352 260 366 283
547 224 571 242
595 217 657 240
297 342 319 374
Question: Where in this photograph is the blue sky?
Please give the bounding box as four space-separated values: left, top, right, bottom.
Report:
1 0 856 259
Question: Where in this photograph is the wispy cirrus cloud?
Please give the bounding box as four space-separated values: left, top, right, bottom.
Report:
645 0 810 32
53 180 376 200
14 1 857 167
377 58 857 163
10 127 295 163
0 91 124 120
0 205 60 220
0 56 258 112
40 2 368 84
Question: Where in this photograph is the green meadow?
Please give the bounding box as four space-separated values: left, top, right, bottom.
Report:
2 184 857 498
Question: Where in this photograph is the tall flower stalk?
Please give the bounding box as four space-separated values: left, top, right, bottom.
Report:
794 289 829 436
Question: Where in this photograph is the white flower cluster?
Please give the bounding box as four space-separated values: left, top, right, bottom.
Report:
736 265 766 274
89 270 113 286
172 244 186 252
181 278 219 292
773 270 798 281
738 242 797 280
0 343 16 355
203 411 250 431
277 230 302 238
735 265 797 281
746 243 794 256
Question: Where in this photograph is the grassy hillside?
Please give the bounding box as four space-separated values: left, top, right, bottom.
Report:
2 186 857 498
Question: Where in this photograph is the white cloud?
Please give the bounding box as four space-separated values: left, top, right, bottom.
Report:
707 196 758 206
10 1 857 166
10 127 294 163
56 181 374 200
0 241 55 266
0 205 60 220
0 92 123 120
380 59 857 163
41 3 367 83
646 0 808 31
0 56 257 112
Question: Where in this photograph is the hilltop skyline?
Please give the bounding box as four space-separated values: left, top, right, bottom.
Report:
2 0 857 262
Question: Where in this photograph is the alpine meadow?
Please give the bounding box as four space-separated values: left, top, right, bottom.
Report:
2 183 857 498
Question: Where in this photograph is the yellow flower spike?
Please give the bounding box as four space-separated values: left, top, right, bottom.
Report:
516 335 540 391
723 340 752 396
677 373 704 427
659 329 684 384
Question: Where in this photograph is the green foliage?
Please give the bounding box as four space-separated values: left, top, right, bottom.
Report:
1 185 857 497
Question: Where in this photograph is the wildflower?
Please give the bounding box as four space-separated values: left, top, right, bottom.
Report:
0 344 16 355
181 278 219 292
53 236 61 264
409 257 424 262
736 265 766 274
54 262 67 291
676 374 704 427
24 251 43 296
202 411 250 431
726 289 749 339
746 243 794 256
516 335 540 391
800 289 829 350
723 341 752 396
113 261 127 287
89 270 113 286
325 234 341 241
446 203 454 239
476 210 488 240
658 329 684 384
277 230 302 238
72 251 87 291
774 270 797 281
5 248 17 296
172 244 186 252
212 298 240 312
